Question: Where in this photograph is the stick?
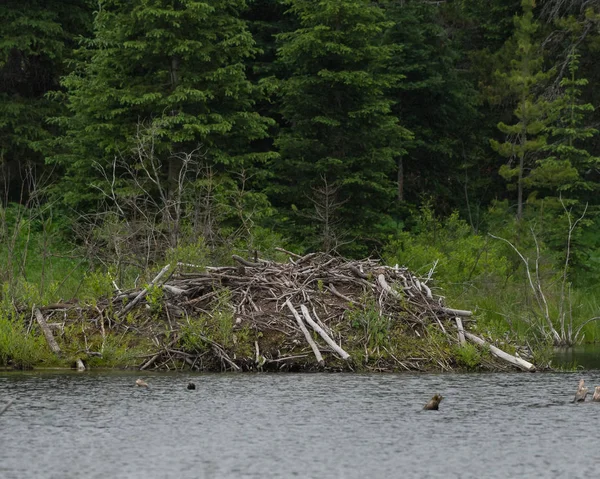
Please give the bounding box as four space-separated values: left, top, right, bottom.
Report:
0 399 14 416
118 264 171 317
300 305 350 360
76 358 86 371
464 331 535 372
34 308 61 355
232 254 261 267
285 300 324 366
455 317 466 345
441 307 472 317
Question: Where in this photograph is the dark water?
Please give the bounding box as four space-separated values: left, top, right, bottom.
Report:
1 371 599 478
553 344 600 369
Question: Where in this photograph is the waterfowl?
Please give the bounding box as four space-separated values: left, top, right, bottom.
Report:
573 379 588 403
187 382 196 390
593 386 600 402
135 378 149 388
424 393 443 411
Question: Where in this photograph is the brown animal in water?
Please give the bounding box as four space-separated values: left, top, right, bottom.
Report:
573 379 588 403
593 386 600 402
424 394 443 410
135 379 149 388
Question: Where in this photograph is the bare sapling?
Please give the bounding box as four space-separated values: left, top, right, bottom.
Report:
490 200 597 346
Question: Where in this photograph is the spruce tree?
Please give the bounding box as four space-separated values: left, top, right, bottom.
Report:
271 0 411 253
54 0 273 206
490 0 553 220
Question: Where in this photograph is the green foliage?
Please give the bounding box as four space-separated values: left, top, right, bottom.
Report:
269 0 412 253
182 290 235 350
453 343 482 370
0 313 50 369
384 206 512 292
348 298 391 351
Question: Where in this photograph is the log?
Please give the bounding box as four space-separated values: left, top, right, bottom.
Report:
162 284 188 296
118 264 171 317
441 307 473 317
76 359 86 371
377 274 401 298
34 308 61 355
232 254 262 268
300 305 350 360
0 399 14 416
464 331 535 372
455 317 466 345
285 300 324 366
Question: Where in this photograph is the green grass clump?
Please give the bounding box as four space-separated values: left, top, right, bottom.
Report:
0 313 52 369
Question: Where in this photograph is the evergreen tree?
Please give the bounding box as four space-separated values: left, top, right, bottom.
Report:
271 0 411 253
0 0 92 200
54 0 274 206
490 0 554 220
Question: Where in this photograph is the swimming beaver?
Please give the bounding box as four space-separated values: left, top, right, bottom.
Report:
135 378 149 388
187 382 196 390
424 394 443 410
573 379 588 403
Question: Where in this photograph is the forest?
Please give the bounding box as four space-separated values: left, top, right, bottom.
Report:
1 0 600 369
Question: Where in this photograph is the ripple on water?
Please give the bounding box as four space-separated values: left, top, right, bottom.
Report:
0 371 598 478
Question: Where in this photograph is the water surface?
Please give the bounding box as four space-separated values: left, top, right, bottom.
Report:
0 371 598 478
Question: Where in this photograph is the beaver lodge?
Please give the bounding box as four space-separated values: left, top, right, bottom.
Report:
31 250 535 373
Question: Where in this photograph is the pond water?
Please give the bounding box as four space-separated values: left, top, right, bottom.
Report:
0 370 598 478
553 344 600 370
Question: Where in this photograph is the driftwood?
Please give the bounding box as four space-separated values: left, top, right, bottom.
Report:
28 252 535 372
464 332 536 372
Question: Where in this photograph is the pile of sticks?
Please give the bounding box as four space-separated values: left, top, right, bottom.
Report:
32 249 535 372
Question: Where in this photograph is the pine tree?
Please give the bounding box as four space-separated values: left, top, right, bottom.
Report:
271 0 411 253
490 0 554 220
54 0 274 206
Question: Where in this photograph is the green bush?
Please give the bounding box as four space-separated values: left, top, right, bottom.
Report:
0 313 50 369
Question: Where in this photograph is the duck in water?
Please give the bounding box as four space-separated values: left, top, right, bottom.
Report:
424 394 443 410
573 379 588 403
135 379 149 388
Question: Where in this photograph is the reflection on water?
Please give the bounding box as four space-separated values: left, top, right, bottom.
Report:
553 344 600 369
0 370 599 478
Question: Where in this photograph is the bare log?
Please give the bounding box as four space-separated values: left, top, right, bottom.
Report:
441 307 473 317
300 305 350 360
118 264 171 317
464 331 535 372
455 317 466 345
34 308 61 355
76 359 86 371
285 300 324 366
162 284 188 296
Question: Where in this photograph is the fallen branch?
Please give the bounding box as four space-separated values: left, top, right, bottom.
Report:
285 300 324 366
300 305 350 360
464 331 535 372
34 308 61 355
118 264 171 317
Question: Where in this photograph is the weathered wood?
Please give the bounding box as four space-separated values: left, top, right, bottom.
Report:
464 331 535 371
232 254 262 268
162 284 188 296
285 300 324 366
118 264 171 317
34 308 61 355
441 307 473 317
455 317 466 345
76 359 86 371
300 305 350 360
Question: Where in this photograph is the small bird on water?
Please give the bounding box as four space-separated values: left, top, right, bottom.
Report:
424 394 443 411
135 378 149 388
573 379 588 403
187 382 196 390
